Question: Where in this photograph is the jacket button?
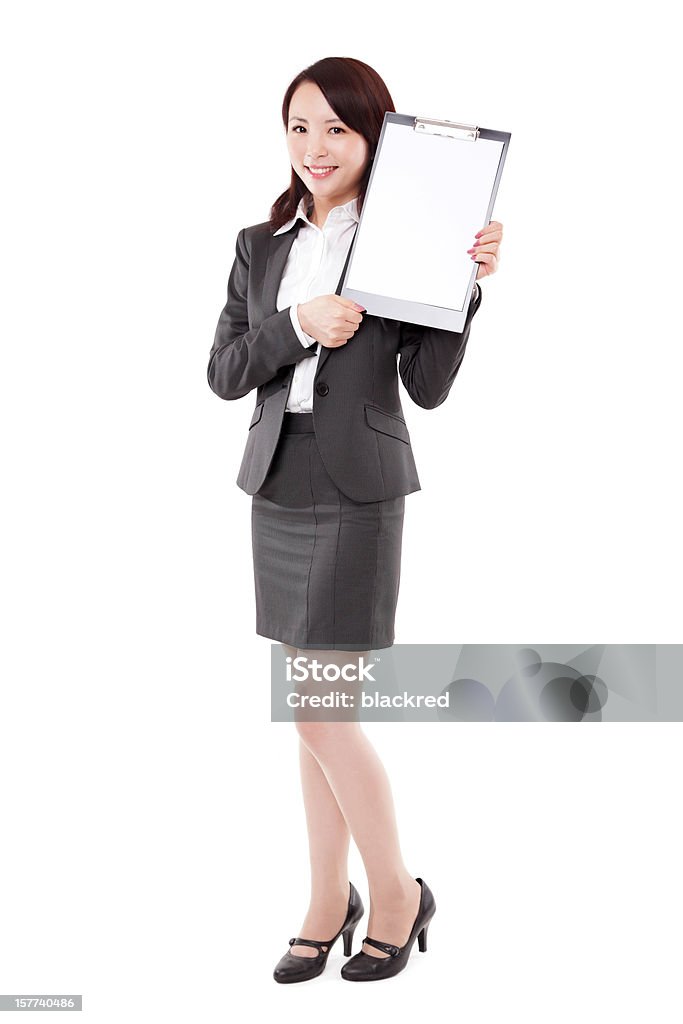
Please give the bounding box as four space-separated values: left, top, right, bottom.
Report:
316 382 329 396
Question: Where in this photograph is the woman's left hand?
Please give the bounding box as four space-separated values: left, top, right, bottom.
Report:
467 220 503 280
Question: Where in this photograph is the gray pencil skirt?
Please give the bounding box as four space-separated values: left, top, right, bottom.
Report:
251 412 405 651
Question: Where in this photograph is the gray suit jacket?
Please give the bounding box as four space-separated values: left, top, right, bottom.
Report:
207 219 483 503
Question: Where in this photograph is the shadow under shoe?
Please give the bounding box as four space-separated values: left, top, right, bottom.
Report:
273 881 365 984
340 877 436 982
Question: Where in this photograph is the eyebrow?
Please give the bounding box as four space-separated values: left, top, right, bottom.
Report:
288 116 342 124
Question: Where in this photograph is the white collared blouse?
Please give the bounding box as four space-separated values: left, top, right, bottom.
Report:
273 193 360 413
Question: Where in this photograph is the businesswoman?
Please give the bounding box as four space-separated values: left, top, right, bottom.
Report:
207 57 503 983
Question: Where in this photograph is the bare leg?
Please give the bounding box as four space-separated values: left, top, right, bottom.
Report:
281 644 352 958
292 647 421 960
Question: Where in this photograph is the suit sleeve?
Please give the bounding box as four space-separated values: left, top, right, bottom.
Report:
207 228 318 401
397 282 483 410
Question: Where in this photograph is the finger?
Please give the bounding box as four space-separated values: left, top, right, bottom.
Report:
473 230 503 247
474 223 503 241
469 242 499 256
473 252 498 275
475 254 497 272
338 308 364 325
475 220 503 236
470 238 501 259
338 296 366 312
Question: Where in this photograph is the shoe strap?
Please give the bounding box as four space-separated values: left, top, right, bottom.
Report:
362 935 400 957
288 937 331 954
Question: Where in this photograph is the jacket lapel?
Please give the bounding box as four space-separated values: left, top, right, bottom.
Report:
259 226 301 325
260 222 359 379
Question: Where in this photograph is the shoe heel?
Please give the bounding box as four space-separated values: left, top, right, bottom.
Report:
342 921 358 956
417 920 430 952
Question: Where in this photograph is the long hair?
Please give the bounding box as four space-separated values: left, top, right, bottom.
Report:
269 57 395 234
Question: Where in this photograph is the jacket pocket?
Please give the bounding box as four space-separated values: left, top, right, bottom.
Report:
249 402 264 429
364 402 410 444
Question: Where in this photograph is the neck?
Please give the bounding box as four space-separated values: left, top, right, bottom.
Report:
307 192 358 229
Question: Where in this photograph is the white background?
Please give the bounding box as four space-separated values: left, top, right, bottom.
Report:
1 1 681 1021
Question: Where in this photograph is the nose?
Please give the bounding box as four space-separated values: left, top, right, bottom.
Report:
306 132 329 161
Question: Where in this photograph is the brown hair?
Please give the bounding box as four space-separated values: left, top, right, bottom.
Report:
269 57 395 234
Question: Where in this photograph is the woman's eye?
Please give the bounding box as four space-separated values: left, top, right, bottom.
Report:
292 126 345 134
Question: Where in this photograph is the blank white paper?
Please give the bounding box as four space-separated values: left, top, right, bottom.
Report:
346 121 505 310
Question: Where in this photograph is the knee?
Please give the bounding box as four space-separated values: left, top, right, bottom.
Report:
295 718 330 749
292 649 366 749
295 718 360 753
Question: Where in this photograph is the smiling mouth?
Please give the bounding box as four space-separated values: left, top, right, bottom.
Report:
306 166 338 176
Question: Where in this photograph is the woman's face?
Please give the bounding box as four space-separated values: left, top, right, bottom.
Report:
287 81 370 207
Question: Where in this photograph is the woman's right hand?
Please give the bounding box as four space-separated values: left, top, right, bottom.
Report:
296 295 366 348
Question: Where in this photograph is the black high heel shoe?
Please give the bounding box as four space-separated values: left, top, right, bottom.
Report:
340 877 435 982
273 882 364 984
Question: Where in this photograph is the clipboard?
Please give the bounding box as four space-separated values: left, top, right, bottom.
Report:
340 113 511 331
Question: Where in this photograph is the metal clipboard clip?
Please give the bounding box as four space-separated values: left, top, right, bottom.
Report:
414 117 479 141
